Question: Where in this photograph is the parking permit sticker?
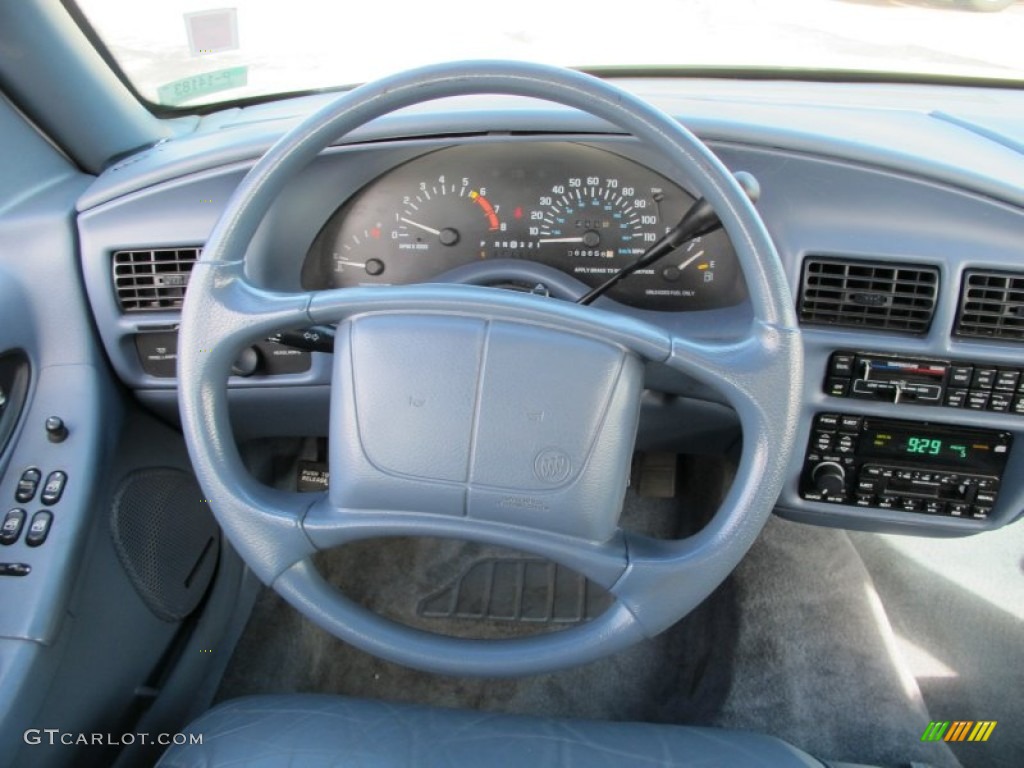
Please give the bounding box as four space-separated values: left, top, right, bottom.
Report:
156 66 248 106
184 8 240 55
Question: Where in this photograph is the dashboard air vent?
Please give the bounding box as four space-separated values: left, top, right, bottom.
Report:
954 269 1024 342
113 247 200 312
798 257 938 334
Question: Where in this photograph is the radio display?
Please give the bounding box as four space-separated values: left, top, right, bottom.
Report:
859 420 1010 473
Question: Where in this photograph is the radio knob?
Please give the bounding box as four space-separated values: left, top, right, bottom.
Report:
812 461 847 496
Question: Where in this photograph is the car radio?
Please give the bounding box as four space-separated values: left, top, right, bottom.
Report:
800 414 1012 520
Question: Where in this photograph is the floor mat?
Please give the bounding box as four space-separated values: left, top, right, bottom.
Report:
216 477 957 767
417 556 612 624
715 516 959 768
850 524 1024 768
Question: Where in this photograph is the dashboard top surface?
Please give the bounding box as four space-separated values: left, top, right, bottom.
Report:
80 79 1024 212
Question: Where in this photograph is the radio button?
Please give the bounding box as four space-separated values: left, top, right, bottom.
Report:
864 466 883 478
1013 396 1024 415
948 502 970 517
836 436 855 454
971 368 997 389
924 500 946 515
949 365 973 387
855 494 874 507
966 391 990 410
813 431 834 451
825 378 850 397
995 370 1020 391
989 392 1012 412
829 354 855 377
972 506 992 520
839 415 862 431
856 479 879 493
900 498 922 512
975 491 997 506
945 388 968 408
877 495 898 509
816 413 841 429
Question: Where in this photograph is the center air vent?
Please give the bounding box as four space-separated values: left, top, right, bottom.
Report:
799 257 938 334
954 269 1024 342
113 247 201 312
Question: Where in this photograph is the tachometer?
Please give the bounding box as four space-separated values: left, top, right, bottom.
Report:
304 167 504 289
390 177 501 254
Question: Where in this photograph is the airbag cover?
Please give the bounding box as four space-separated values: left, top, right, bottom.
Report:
330 313 642 541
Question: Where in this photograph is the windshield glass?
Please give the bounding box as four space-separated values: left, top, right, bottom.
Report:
75 0 1024 109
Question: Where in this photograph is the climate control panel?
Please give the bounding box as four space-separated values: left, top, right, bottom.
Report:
800 413 1011 521
824 350 1024 414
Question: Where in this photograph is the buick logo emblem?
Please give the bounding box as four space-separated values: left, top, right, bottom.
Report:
534 449 572 484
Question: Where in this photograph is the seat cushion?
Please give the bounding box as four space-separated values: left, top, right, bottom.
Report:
157 694 827 767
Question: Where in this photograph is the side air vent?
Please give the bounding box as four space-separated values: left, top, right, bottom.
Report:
954 269 1024 342
113 247 201 312
798 257 939 334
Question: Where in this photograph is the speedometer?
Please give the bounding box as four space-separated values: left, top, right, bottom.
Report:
530 177 658 259
302 143 747 312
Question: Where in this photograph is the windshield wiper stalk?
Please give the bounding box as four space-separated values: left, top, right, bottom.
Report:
577 171 760 306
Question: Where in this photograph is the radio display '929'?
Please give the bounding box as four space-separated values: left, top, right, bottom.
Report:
860 422 1009 473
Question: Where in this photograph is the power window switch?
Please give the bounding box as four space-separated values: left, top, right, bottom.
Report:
1 509 26 545
25 511 53 548
40 472 67 506
15 469 41 503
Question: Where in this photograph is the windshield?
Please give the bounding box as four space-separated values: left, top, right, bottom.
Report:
74 0 1024 110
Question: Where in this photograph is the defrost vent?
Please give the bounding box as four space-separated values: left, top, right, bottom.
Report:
954 269 1024 342
113 247 200 312
799 257 938 334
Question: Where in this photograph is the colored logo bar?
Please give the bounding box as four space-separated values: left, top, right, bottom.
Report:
921 721 997 742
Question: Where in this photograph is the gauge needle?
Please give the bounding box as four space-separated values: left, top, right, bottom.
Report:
339 261 366 267
677 250 705 271
537 236 585 244
400 217 442 236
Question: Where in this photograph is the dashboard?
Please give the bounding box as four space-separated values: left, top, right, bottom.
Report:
73 80 1024 537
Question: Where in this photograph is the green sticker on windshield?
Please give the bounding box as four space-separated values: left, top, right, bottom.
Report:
156 66 248 106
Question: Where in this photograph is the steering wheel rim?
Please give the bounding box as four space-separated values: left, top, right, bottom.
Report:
178 60 802 676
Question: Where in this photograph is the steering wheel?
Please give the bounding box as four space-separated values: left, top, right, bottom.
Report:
178 61 802 677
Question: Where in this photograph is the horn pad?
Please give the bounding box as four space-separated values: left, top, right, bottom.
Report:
329 313 643 541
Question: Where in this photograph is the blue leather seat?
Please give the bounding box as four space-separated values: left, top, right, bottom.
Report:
157 694 840 767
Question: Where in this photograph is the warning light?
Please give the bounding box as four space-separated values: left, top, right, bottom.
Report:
697 263 709 270
370 227 381 239
514 207 523 219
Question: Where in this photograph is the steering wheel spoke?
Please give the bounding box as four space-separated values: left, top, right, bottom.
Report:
669 322 802 413
302 495 632 590
179 260 314 358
